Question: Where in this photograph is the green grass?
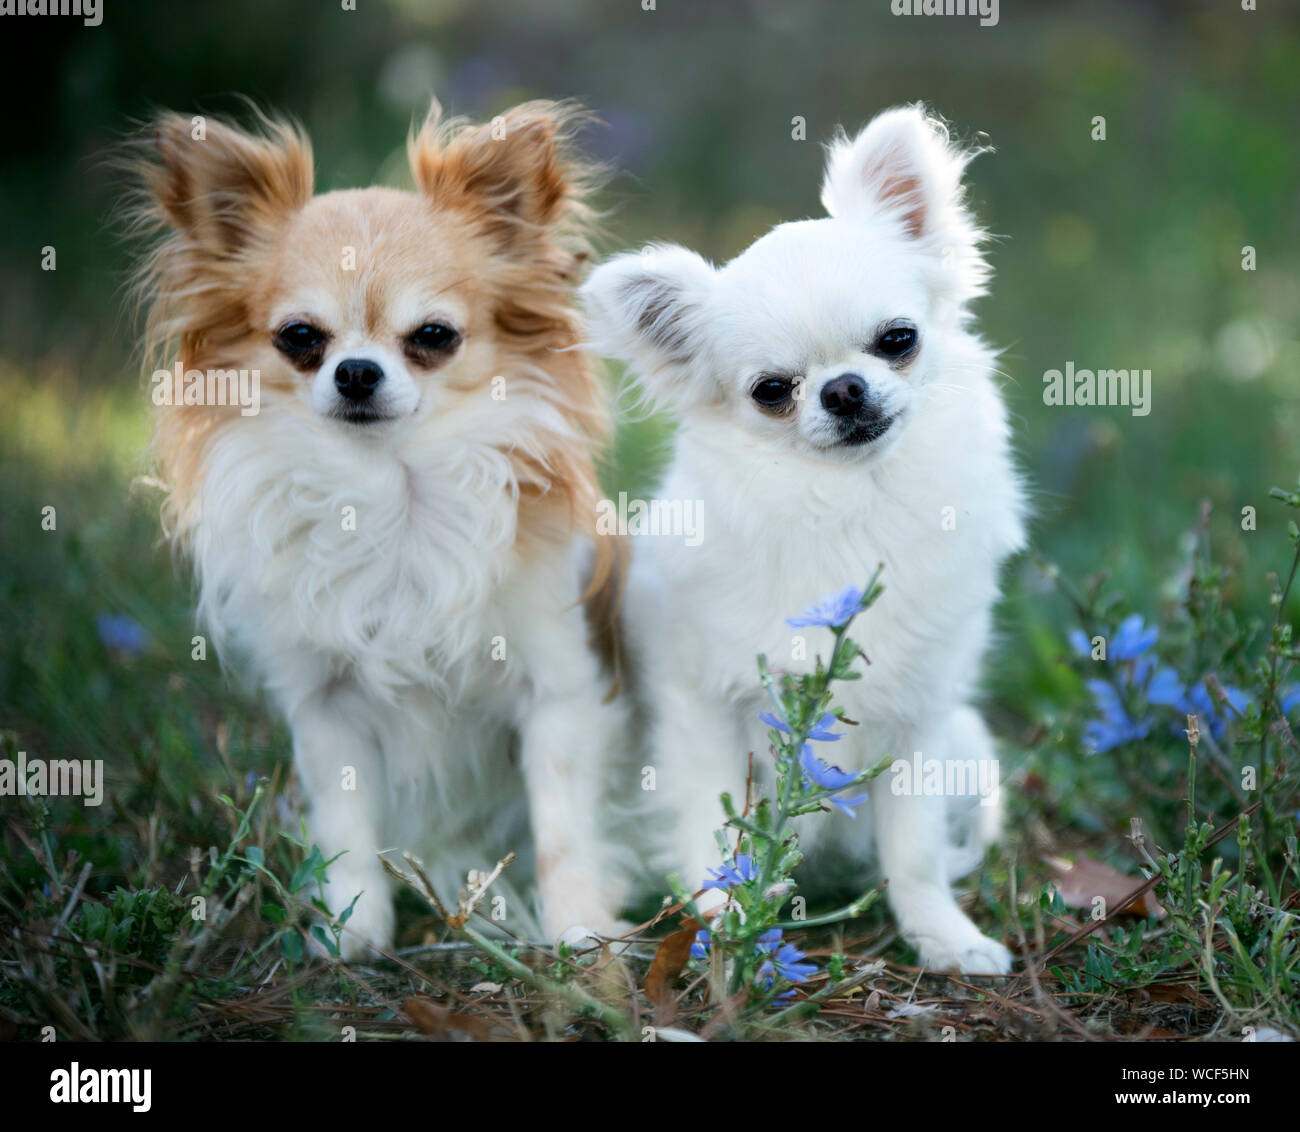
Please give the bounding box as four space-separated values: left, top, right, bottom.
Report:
1 363 1297 1041
2 0 1299 1043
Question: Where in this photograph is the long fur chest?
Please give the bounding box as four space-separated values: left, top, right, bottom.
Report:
187 415 522 699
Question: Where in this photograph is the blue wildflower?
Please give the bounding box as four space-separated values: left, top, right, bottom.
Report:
786 586 864 630
1070 613 1233 753
1097 651 1251 743
1137 667 1253 740
1144 664 1184 706
702 853 757 891
690 928 813 999
755 930 817 985
1179 680 1251 740
1070 615 1158 663
806 713 842 742
1110 614 1159 661
1083 679 1151 753
761 711 841 751
96 613 147 656
770 944 817 983
1068 628 1092 657
799 747 868 816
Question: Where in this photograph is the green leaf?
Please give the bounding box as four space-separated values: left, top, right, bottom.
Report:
280 930 304 962
289 846 324 893
112 918 134 950
310 923 338 957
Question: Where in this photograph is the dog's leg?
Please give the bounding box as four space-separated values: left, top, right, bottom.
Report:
872 715 1011 975
515 612 630 945
289 684 394 960
519 691 630 943
650 679 749 919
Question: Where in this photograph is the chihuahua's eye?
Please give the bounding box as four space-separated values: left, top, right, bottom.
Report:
407 322 461 354
874 324 918 358
751 376 795 409
273 321 327 368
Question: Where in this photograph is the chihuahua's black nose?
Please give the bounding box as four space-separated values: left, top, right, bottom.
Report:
334 358 384 402
820 373 869 417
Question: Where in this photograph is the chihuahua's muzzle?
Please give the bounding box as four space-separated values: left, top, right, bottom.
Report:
331 357 392 423
820 372 893 445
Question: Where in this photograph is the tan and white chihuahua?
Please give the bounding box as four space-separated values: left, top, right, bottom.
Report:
127 98 626 957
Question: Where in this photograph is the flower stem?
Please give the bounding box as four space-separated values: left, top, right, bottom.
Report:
459 923 635 1040
772 886 881 931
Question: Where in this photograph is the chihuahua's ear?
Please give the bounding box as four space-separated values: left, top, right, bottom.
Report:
143 110 313 256
821 105 988 299
126 109 312 362
410 99 590 240
581 244 717 411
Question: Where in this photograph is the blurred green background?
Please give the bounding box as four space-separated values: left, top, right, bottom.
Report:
1 0 1297 831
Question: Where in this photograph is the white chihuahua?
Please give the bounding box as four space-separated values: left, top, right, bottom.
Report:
583 106 1025 973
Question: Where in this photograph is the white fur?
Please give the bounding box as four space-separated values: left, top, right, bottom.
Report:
192 379 625 957
583 105 1025 974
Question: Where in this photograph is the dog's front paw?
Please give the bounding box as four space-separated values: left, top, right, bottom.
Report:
555 919 635 951
890 884 1013 975
913 928 1012 975
540 863 631 947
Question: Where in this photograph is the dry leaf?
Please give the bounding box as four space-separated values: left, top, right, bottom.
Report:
1140 982 1211 1008
645 918 700 1027
1046 855 1165 919
402 996 502 1041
